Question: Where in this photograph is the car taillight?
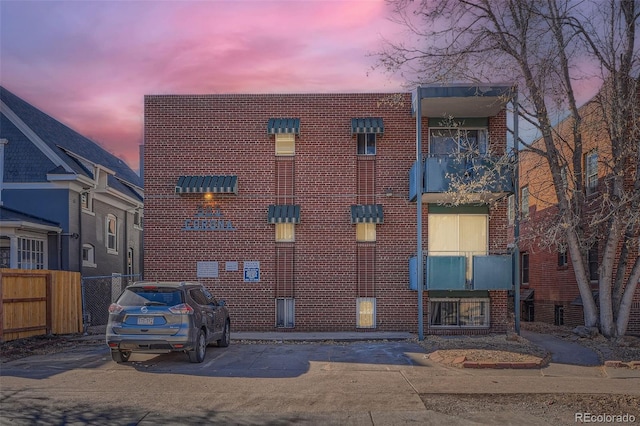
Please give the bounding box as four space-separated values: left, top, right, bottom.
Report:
169 303 194 315
109 303 123 314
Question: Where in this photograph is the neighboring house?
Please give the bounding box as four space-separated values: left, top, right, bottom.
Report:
0 86 144 280
513 93 640 335
143 85 515 333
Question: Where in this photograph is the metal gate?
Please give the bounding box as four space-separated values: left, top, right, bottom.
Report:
81 274 140 332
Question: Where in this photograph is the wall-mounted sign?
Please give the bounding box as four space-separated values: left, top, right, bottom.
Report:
183 205 237 231
225 261 238 272
197 261 219 278
244 261 260 282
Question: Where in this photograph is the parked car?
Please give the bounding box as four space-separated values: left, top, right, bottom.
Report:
106 281 230 363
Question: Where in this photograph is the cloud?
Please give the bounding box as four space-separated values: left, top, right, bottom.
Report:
0 0 405 169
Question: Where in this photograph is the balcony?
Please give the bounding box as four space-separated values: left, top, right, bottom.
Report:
409 155 514 203
409 253 513 291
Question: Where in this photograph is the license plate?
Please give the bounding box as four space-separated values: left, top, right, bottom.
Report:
137 317 154 325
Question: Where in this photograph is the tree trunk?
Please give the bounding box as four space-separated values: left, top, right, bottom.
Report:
566 229 598 327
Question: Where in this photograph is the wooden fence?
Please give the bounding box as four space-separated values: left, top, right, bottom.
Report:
0 269 83 342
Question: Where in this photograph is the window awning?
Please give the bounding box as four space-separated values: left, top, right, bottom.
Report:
268 204 301 224
351 118 384 135
175 175 238 194
267 118 300 135
351 204 384 224
520 289 534 302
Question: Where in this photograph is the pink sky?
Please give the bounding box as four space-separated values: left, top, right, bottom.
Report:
1 0 406 171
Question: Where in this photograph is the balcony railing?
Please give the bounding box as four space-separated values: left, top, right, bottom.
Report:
409 155 514 203
408 252 513 291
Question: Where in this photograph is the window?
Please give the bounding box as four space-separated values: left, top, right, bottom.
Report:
521 186 529 218
106 214 118 252
560 166 568 190
17 237 45 270
133 211 142 228
275 223 295 242
558 248 568 268
507 194 515 225
588 245 599 281
554 305 564 326
276 298 295 328
428 214 488 282
275 133 295 156
82 244 96 267
357 133 376 155
521 252 529 285
127 247 134 275
356 297 376 328
429 298 489 327
81 192 91 210
585 150 598 195
356 223 376 242
429 128 488 156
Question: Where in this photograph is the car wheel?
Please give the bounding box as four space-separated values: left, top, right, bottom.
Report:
218 319 230 347
111 350 130 363
188 329 206 363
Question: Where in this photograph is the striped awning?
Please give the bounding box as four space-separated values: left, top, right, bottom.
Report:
175 175 238 194
351 118 384 135
268 204 301 224
351 204 384 224
267 118 300 135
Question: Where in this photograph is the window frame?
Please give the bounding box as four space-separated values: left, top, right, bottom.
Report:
507 194 515 225
106 214 118 254
275 133 295 156
356 222 376 242
558 248 568 268
356 133 376 155
276 297 295 328
521 252 530 285
275 222 295 242
356 297 376 328
17 237 45 270
520 186 529 218
429 127 488 156
585 150 598 195
428 298 490 328
81 192 94 214
82 243 96 268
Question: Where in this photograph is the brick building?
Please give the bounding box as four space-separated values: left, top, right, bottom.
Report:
143 86 515 334
514 92 640 335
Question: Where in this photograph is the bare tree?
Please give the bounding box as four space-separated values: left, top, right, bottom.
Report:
377 0 639 338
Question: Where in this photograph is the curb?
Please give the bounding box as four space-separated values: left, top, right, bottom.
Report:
604 360 640 369
429 351 551 369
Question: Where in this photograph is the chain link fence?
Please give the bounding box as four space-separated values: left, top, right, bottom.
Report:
81 274 140 334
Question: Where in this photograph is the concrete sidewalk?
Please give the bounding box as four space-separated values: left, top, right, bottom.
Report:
232 331 415 342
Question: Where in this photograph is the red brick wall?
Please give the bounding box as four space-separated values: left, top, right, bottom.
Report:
517 204 640 335
144 93 512 333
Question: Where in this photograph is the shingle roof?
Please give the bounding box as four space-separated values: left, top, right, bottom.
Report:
0 206 61 228
0 86 142 200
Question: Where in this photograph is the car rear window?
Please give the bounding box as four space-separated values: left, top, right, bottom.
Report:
117 287 184 307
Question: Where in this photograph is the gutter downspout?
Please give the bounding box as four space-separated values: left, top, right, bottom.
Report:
513 88 521 335
415 87 424 341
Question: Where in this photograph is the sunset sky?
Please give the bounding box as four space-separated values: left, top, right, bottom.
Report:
1 0 406 171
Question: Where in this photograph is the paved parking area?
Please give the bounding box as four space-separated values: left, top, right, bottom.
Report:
1 338 639 425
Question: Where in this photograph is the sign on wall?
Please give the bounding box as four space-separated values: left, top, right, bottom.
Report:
197 261 219 278
243 261 260 282
183 205 237 231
